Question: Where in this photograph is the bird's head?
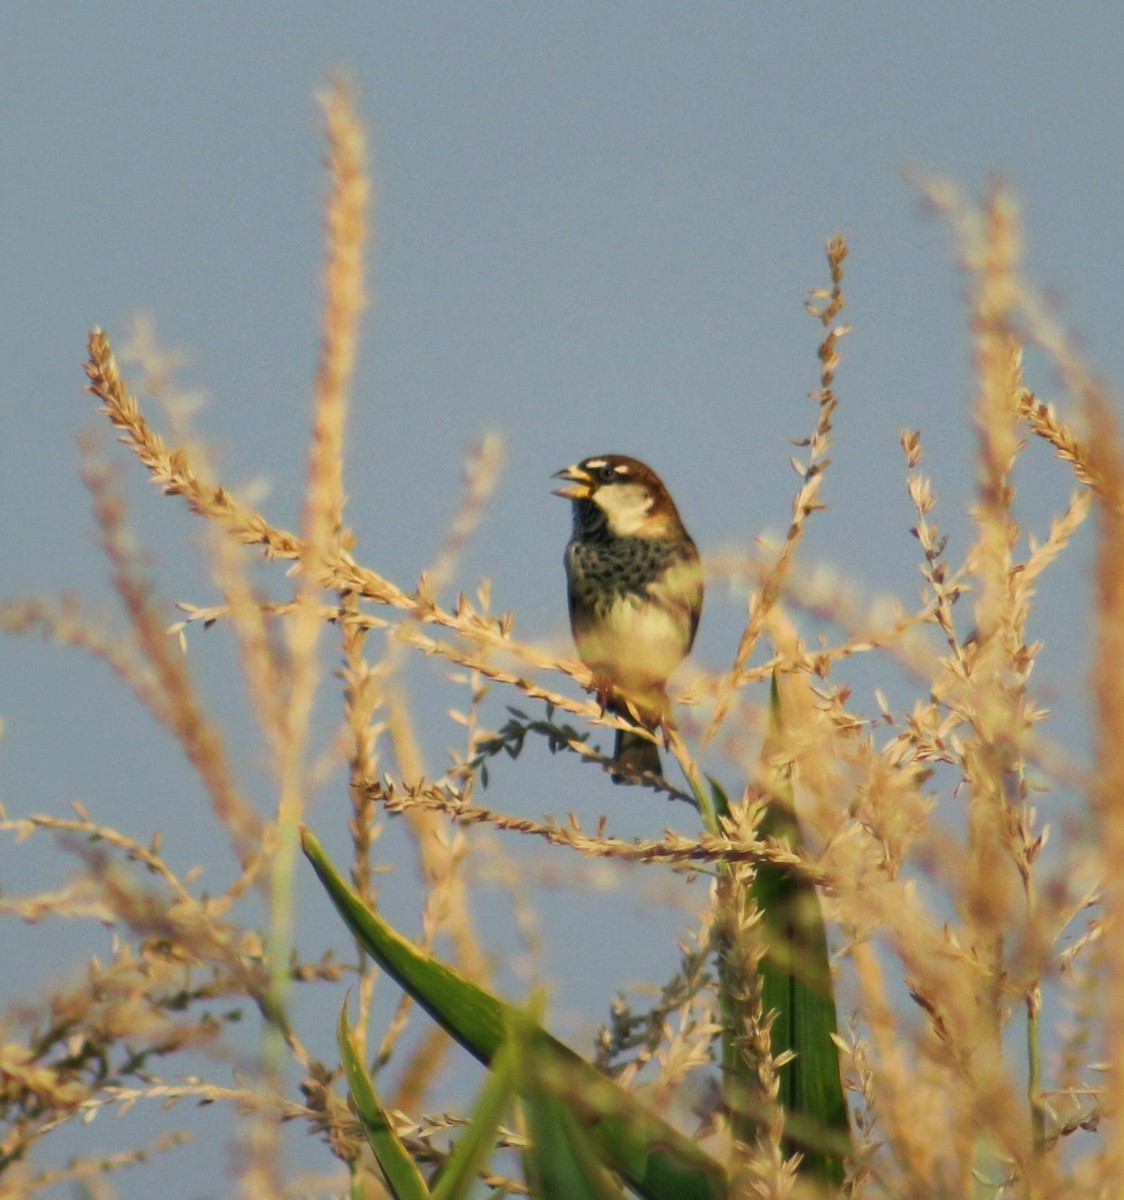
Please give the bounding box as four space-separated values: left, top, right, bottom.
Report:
552 455 685 538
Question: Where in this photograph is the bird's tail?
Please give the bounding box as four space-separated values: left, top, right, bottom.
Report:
611 727 662 784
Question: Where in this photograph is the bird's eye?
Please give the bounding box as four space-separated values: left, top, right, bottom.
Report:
595 464 618 483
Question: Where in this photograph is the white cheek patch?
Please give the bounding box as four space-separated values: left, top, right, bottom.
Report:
594 483 651 535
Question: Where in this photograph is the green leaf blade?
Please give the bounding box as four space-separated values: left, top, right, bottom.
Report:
302 827 728 1200
337 1003 431 1200
752 674 851 1183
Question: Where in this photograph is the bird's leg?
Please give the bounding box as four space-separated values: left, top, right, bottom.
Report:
655 710 677 747
589 674 615 714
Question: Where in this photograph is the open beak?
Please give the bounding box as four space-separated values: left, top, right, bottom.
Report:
551 463 593 501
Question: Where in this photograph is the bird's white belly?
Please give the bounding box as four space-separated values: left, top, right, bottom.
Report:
577 594 687 695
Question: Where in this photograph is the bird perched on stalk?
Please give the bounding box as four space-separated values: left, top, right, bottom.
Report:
553 455 702 782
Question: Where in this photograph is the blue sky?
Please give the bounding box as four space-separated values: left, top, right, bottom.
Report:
2 4 1120 1194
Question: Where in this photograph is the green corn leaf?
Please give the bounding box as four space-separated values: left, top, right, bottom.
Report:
431 1027 519 1200
512 1011 628 1200
752 676 850 1182
302 827 728 1200
337 1003 431 1200
709 679 851 1183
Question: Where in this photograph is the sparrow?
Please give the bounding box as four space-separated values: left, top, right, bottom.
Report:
553 454 703 782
